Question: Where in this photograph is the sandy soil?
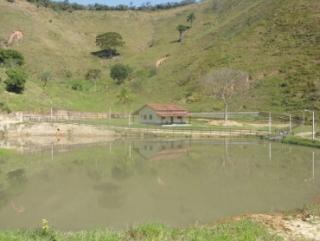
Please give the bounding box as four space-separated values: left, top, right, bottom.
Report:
1 122 116 152
209 120 244 127
208 120 289 128
248 213 320 241
156 55 170 68
5 122 115 138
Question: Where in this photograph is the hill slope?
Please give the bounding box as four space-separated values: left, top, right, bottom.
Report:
0 0 319 113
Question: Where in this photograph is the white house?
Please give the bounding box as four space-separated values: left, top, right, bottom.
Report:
133 103 190 125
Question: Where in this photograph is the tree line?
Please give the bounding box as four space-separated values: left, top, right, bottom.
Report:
24 0 196 12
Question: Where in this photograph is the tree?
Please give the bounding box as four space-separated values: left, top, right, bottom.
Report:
201 68 249 121
110 64 131 85
4 68 28 94
85 69 101 91
187 12 195 26
176 25 190 42
96 32 125 57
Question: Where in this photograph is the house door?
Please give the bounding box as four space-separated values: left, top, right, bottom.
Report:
170 117 174 124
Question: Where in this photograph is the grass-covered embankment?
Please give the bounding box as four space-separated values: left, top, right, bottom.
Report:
282 136 320 148
0 220 282 241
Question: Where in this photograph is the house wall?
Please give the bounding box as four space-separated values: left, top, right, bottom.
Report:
138 106 162 124
138 107 187 125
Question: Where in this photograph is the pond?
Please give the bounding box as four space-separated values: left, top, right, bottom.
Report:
0 138 319 230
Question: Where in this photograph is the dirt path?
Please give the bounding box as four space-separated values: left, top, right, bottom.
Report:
208 120 290 128
111 126 267 137
156 54 170 68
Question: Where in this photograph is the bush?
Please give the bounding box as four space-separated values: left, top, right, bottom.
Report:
69 79 91 91
85 69 101 81
110 64 131 85
71 81 83 91
0 49 24 67
4 68 27 93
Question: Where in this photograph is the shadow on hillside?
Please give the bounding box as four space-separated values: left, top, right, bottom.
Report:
91 49 120 59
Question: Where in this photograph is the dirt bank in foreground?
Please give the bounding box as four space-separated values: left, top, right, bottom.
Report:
232 212 320 241
0 122 116 152
4 122 116 138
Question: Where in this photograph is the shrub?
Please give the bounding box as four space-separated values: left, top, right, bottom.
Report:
85 69 101 81
71 81 83 91
69 79 91 91
4 68 27 93
110 64 131 85
0 49 24 67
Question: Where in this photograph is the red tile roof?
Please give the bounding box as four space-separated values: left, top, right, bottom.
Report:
134 103 189 117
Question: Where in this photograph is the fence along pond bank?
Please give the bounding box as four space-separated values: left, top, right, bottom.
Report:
0 110 300 139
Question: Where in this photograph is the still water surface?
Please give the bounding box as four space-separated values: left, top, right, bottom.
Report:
0 138 319 230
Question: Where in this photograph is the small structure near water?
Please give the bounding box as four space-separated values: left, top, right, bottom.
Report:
133 103 190 125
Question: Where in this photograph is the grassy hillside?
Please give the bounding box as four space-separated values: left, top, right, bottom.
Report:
0 0 319 113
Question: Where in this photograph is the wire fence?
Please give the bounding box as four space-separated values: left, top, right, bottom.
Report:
0 110 318 138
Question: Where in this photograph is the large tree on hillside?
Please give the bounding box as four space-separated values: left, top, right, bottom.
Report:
187 12 195 26
201 68 249 122
95 32 125 57
176 25 190 42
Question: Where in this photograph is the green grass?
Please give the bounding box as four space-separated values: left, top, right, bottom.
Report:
282 136 320 148
0 220 282 241
0 0 319 113
0 148 14 156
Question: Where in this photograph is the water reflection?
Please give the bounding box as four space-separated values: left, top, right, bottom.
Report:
0 139 319 230
7 169 26 184
94 182 124 209
133 140 189 161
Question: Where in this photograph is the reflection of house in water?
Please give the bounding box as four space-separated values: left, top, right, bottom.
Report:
133 140 189 161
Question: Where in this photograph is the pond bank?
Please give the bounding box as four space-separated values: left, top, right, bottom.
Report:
2 122 116 138
282 136 320 148
1 121 270 139
1 209 320 241
110 125 268 138
0 219 280 241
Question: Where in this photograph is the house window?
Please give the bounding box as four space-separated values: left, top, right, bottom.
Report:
144 115 147 120
149 114 153 120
